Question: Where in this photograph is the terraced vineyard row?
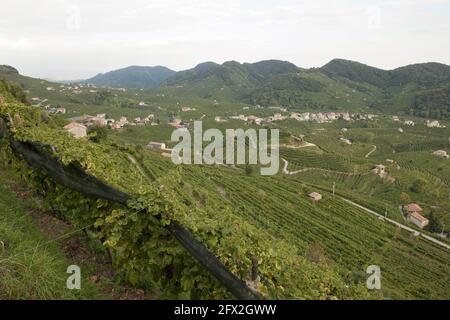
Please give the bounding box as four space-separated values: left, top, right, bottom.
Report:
280 148 353 172
172 165 450 299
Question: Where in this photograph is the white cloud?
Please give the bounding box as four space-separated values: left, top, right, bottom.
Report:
0 0 449 79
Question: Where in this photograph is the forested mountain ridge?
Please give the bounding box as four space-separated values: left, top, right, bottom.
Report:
2 58 450 118
83 65 176 88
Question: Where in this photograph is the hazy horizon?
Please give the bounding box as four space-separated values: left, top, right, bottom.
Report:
1 0 450 80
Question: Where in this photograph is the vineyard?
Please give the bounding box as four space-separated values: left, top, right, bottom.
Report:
1 85 450 299
0 101 371 299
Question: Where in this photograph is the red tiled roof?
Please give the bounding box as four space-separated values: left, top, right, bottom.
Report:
64 122 86 130
404 203 423 212
408 211 429 223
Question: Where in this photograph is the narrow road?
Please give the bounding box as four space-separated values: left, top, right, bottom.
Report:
281 159 450 251
365 145 377 158
342 198 450 251
281 159 366 176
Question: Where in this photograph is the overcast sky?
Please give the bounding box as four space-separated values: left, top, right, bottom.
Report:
1 0 450 80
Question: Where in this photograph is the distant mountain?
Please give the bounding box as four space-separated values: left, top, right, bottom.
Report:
156 59 450 116
321 59 390 88
162 60 300 98
321 59 450 88
389 62 450 87
83 65 176 88
2 58 450 119
0 65 19 75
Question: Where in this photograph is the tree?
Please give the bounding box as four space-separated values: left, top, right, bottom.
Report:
427 212 443 233
88 124 108 143
245 165 254 175
410 178 426 193
399 192 411 206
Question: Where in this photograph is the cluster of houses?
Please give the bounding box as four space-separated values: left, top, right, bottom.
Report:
44 83 101 95
392 116 447 129
44 105 66 115
63 113 158 138
291 112 377 123
427 120 446 128
226 111 378 126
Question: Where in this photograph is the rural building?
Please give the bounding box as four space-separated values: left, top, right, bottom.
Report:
169 118 183 128
427 120 445 128
308 192 322 202
404 203 423 214
339 137 352 145
214 116 227 122
372 164 387 178
64 122 87 138
148 141 166 150
433 150 449 159
403 203 429 229
407 211 429 229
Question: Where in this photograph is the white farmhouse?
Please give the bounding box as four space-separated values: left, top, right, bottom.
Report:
148 141 166 150
433 150 449 159
64 122 87 138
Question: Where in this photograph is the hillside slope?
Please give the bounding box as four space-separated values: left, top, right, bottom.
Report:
83 65 176 88
3 58 450 118
320 59 450 116
161 60 300 98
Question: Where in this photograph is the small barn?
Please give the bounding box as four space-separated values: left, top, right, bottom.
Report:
64 122 87 139
148 141 166 150
407 211 429 229
308 192 322 202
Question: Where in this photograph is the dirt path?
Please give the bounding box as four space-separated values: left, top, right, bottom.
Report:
365 145 377 158
281 158 366 176
281 142 316 149
281 159 450 251
342 198 450 251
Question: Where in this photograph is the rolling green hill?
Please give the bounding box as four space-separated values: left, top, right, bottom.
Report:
161 60 300 99
3 58 450 118
320 59 450 117
1 65 450 300
83 65 176 89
